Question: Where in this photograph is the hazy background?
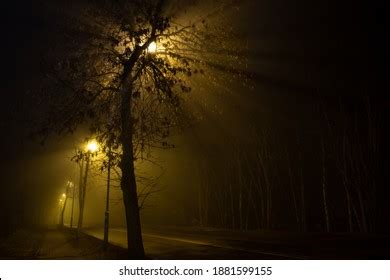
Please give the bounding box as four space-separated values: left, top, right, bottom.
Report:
1 0 384 233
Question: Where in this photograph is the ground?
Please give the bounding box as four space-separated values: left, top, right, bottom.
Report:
1 226 389 260
0 227 127 260
86 225 390 259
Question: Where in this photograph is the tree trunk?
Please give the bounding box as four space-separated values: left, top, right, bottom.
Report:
342 123 353 232
286 148 300 229
321 138 330 232
197 179 203 226
259 149 271 229
120 79 145 259
237 152 243 231
78 155 89 230
197 166 210 227
296 135 306 232
299 165 306 232
254 152 265 229
229 182 235 229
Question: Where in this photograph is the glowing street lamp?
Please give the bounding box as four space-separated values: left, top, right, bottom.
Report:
86 140 99 153
147 41 157 53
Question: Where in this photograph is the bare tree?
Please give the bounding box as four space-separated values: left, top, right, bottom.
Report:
37 0 246 258
71 147 99 230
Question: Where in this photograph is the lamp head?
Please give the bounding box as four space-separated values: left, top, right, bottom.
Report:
86 140 99 153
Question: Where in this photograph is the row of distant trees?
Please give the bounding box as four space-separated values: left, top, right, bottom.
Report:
57 143 163 229
196 95 380 233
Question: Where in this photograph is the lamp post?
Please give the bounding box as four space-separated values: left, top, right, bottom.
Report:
78 140 99 230
69 181 75 228
59 181 74 228
103 101 115 250
59 192 67 227
103 142 111 249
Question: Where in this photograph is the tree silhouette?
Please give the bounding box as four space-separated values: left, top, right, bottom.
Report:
37 0 247 258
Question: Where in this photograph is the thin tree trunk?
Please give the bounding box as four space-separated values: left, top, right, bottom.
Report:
345 184 353 232
286 147 300 229
356 187 367 232
60 196 68 227
120 80 145 259
197 167 203 227
214 187 225 227
229 182 235 229
239 188 243 230
259 150 271 229
247 173 260 229
296 133 306 232
252 130 266 229
203 176 209 227
255 152 266 229
321 137 330 232
77 160 84 230
197 178 203 226
342 123 353 232
352 111 368 233
365 95 378 231
237 151 244 231
198 167 210 227
78 154 89 230
351 198 362 232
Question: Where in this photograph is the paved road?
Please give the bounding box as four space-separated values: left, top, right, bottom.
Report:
83 226 390 259
83 227 304 259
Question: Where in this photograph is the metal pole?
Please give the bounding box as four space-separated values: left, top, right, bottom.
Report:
70 182 75 228
103 145 111 249
77 158 84 231
59 196 68 227
78 154 89 231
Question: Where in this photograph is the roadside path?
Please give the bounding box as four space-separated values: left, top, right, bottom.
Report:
0 227 127 259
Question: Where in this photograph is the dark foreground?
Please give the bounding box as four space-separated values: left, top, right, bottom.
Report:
0 227 127 260
87 226 390 260
1 226 389 260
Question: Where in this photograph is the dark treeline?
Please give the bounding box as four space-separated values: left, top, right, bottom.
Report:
195 94 385 233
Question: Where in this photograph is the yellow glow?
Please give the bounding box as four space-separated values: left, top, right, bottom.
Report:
147 41 157 53
62 193 66 198
86 140 99 153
